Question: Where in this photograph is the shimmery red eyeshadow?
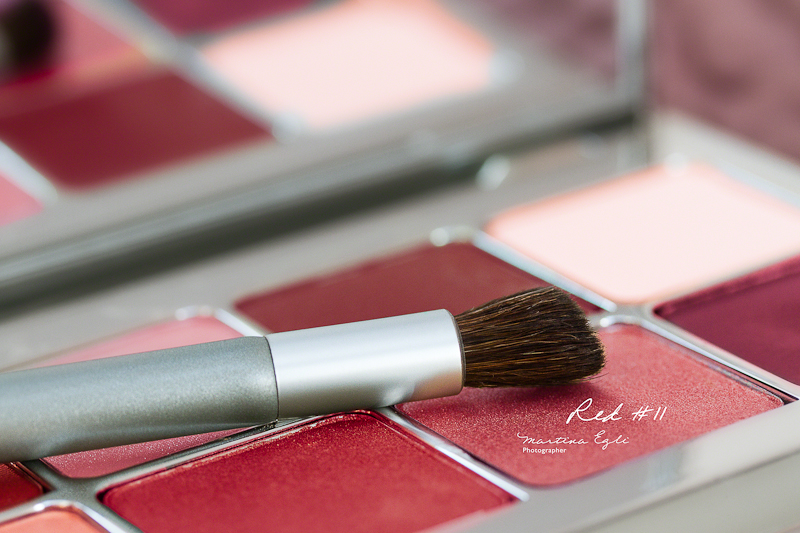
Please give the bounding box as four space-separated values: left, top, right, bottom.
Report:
0 70 269 189
656 254 800 384
0 465 42 512
399 324 781 485
235 242 598 332
41 316 247 478
103 413 514 533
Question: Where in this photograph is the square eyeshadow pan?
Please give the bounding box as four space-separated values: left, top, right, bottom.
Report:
485 163 800 303
103 412 514 533
656 254 800 385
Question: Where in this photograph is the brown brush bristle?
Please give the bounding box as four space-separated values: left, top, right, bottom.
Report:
455 287 604 387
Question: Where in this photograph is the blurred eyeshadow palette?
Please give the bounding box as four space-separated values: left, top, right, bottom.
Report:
0 0 636 303
3 155 800 532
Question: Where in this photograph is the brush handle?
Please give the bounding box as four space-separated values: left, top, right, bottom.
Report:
0 311 464 463
0 337 278 463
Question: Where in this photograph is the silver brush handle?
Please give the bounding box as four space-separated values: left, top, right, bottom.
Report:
268 309 463 418
0 336 278 463
0 310 464 463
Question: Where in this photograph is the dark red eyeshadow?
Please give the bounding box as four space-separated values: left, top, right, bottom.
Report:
0 464 43 511
235 242 598 332
0 70 270 189
130 0 313 34
102 413 514 533
656 254 800 384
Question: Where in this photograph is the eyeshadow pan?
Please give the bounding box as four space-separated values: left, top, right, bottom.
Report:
0 510 105 533
201 0 494 129
103 413 514 533
0 69 270 189
656 254 800 384
235 242 598 332
130 0 314 34
485 163 800 303
40 316 247 478
0 176 41 226
399 324 782 485
0 465 42 512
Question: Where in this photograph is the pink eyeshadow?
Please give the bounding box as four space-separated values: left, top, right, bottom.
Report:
0 510 104 533
399 324 781 485
235 242 598 332
656 254 800 384
486 163 800 303
0 465 42 512
40 316 247 478
103 412 514 533
0 176 41 226
201 0 494 130
0 69 270 189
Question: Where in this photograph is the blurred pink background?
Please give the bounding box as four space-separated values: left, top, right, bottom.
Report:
651 0 800 162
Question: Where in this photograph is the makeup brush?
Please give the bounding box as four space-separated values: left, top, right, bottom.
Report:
0 287 603 462
0 0 56 77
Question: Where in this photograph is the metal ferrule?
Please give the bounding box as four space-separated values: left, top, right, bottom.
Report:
266 309 464 418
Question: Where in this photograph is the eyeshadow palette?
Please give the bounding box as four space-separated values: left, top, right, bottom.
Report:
2 145 800 532
0 0 641 305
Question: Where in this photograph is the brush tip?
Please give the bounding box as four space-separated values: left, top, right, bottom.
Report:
455 287 605 388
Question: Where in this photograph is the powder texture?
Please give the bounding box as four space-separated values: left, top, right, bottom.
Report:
103 413 514 533
0 465 41 512
486 163 800 303
202 0 493 129
0 69 269 188
41 316 246 478
0 510 104 533
0 177 40 226
657 254 800 384
399 324 781 485
236 242 598 332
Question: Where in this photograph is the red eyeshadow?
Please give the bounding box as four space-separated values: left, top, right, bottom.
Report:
103 413 514 533
41 316 247 478
0 69 269 189
0 464 42 512
656 254 800 384
0 176 41 226
235 242 598 332
399 324 781 485
130 0 314 34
